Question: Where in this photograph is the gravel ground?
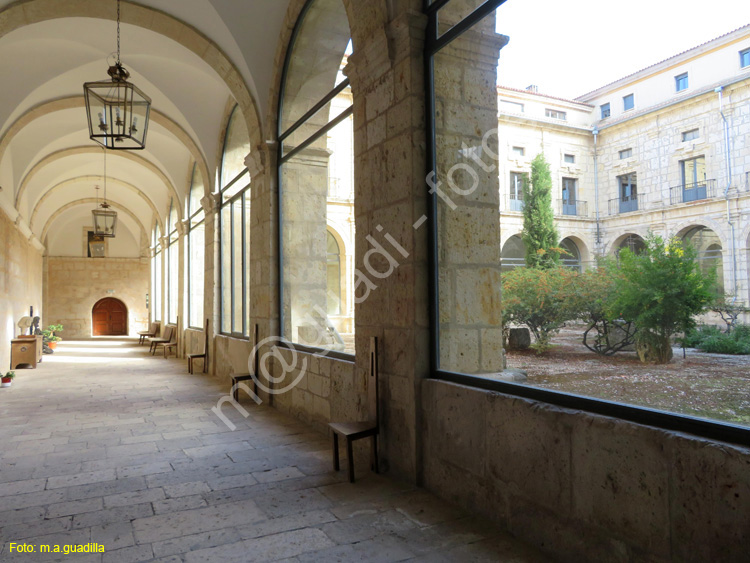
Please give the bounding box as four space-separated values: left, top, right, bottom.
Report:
506 324 750 427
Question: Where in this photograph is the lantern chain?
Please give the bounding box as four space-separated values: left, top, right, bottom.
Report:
116 0 121 66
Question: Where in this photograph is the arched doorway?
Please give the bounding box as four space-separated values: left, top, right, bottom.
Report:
559 238 582 271
92 298 128 336
501 235 526 271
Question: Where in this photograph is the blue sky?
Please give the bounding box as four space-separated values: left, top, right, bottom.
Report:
496 0 750 99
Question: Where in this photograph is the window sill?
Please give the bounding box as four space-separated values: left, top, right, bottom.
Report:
434 370 750 447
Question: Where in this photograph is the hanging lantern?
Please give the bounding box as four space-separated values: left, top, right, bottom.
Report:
92 151 117 238
83 0 151 150
92 203 118 237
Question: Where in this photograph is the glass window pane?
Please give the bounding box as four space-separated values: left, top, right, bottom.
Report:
245 195 252 337
280 0 351 134
220 205 232 334
232 200 244 335
188 222 205 328
221 107 250 190
188 164 204 218
281 112 354 354
153 250 162 322
168 241 178 324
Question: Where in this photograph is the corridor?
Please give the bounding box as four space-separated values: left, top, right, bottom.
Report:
0 340 548 562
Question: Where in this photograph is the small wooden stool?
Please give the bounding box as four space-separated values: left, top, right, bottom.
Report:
329 337 379 483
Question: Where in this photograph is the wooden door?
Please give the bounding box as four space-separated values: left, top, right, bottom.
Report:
92 298 128 336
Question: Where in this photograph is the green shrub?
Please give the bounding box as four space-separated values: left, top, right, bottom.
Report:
680 325 722 348
700 334 750 355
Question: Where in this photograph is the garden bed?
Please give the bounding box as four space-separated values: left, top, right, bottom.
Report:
506 324 750 427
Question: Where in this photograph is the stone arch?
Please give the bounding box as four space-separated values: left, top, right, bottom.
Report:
15 146 181 222
0 97 212 194
501 234 526 271
670 218 728 247
609 232 647 256
29 176 162 233
559 235 591 271
0 0 261 147
40 198 148 244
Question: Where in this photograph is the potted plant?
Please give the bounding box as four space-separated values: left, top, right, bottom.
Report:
43 324 64 350
1 371 15 388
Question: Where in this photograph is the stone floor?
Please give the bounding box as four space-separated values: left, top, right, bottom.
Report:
0 339 549 563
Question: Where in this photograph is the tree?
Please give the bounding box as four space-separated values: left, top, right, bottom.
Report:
575 263 636 356
609 234 716 363
501 266 580 353
521 154 563 269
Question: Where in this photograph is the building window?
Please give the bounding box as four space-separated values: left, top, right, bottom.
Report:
545 108 566 120
186 163 205 329
682 129 699 142
500 100 524 113
561 177 578 216
509 172 524 211
219 105 251 338
618 173 638 213
740 48 750 68
681 155 707 202
600 103 610 118
152 224 162 322
675 72 689 92
564 154 575 164
278 0 354 355
619 148 633 159
166 201 179 324
511 146 525 157
623 93 634 111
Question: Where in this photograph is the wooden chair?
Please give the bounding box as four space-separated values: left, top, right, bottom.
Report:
230 324 259 402
188 319 210 374
149 325 174 355
329 336 379 483
138 322 160 345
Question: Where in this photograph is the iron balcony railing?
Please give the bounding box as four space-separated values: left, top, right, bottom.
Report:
608 194 639 215
558 199 588 217
669 179 716 205
505 195 525 212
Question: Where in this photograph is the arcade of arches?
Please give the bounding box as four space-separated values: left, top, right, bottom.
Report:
0 1 748 562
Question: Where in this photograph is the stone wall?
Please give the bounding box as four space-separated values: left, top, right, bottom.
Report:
44 257 149 339
0 208 43 369
422 379 750 563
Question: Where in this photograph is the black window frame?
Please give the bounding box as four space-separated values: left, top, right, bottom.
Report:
276 0 355 361
423 0 750 447
186 162 206 330
218 105 252 339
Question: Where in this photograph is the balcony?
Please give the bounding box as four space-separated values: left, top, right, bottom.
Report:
609 194 639 215
669 179 716 205
505 195 525 212
558 199 588 217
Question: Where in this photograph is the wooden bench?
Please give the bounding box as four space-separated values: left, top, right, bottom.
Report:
138 322 160 345
329 336 379 483
187 319 210 374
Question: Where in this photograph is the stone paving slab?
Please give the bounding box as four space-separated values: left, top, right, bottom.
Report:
0 339 549 562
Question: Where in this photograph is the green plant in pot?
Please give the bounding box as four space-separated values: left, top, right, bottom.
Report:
1 371 15 388
43 324 64 350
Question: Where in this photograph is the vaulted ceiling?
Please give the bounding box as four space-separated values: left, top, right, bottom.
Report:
0 0 291 256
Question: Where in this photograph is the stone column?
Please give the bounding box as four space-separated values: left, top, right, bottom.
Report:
201 192 220 374
345 7 431 482
434 11 508 375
